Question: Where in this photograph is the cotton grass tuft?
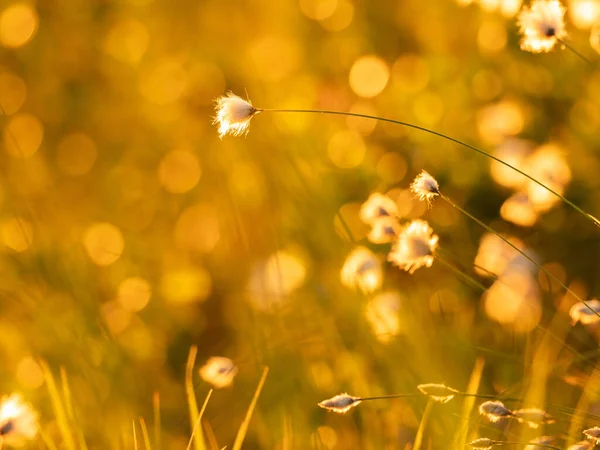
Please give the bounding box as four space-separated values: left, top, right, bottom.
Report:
318 393 362 414
517 0 566 53
478 400 513 423
388 220 439 274
416 383 458 403
213 92 258 139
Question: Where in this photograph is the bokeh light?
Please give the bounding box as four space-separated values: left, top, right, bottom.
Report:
82 223 125 266
3 113 43 158
349 56 390 98
0 3 38 48
157 149 201 194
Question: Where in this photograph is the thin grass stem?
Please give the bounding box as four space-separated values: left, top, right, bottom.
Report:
556 37 594 65
153 392 161 450
434 254 489 293
232 367 269 450
413 398 433 450
259 108 600 229
139 418 152 450
133 420 139 450
500 442 560 450
186 390 213 450
454 357 485 450
439 193 598 319
40 361 76 450
185 346 206 450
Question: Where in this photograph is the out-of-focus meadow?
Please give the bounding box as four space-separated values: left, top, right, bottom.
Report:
1 0 600 448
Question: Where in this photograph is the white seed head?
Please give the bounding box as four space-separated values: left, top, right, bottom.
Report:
569 300 600 326
213 92 258 139
478 400 513 423
583 426 600 445
318 393 362 414
388 220 439 274
517 0 567 53
467 437 500 449
417 383 459 403
0 394 38 446
199 356 238 389
341 246 383 294
410 170 440 206
359 193 399 225
512 407 555 429
525 436 556 450
368 216 400 244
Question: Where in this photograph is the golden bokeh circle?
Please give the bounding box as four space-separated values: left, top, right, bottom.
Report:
0 3 38 48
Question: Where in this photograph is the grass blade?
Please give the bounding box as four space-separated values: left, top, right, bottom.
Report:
60 367 88 450
186 389 213 450
454 357 485 450
232 366 269 450
133 420 139 450
40 361 76 450
186 346 206 450
139 418 152 450
153 392 161 450
413 398 433 450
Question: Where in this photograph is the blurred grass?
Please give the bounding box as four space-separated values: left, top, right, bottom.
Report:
0 0 599 448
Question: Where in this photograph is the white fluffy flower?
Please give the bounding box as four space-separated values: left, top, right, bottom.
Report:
213 92 258 138
517 0 567 53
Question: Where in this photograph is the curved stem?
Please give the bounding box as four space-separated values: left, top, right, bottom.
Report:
501 442 560 450
434 254 489 293
259 108 600 229
358 393 426 401
556 37 594 66
439 193 599 319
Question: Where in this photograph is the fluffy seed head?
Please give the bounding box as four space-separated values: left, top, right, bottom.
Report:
213 92 258 139
0 394 38 446
359 193 398 225
525 436 556 450
479 400 514 423
517 0 567 53
569 300 600 326
368 216 400 244
199 357 238 388
318 393 362 413
341 246 383 294
388 220 439 274
512 407 555 428
583 426 600 445
467 438 500 449
417 383 459 403
410 170 440 205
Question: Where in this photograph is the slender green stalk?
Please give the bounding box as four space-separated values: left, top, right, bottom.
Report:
498 442 560 450
139 418 152 450
153 392 161 450
186 390 213 450
556 37 594 65
185 346 206 450
260 108 600 229
434 254 489 293
133 420 139 450
413 399 433 450
454 357 485 450
40 361 76 450
232 367 269 450
439 193 599 318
